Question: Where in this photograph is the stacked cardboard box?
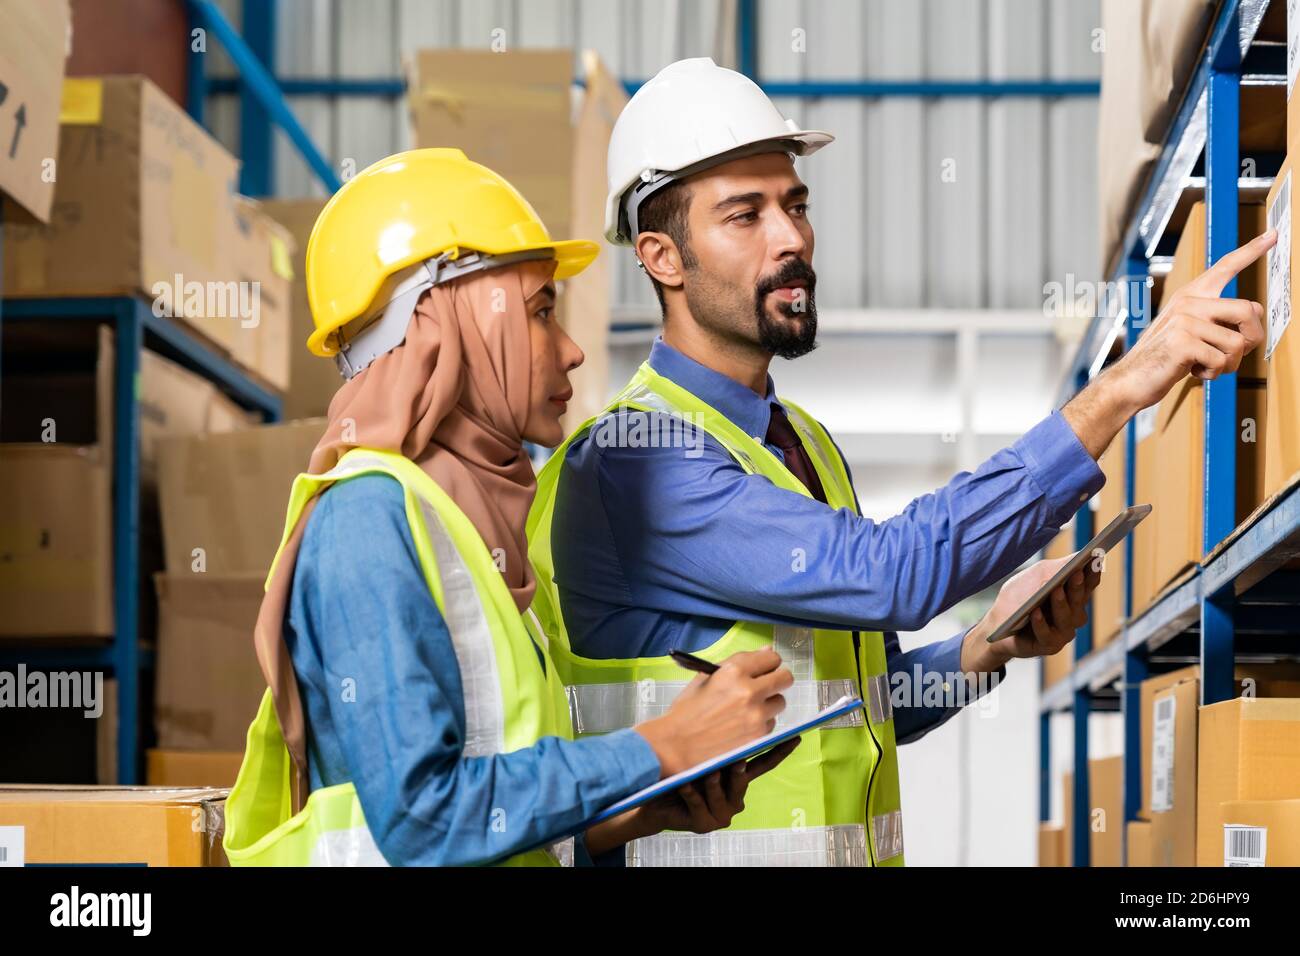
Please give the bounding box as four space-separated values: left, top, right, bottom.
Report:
1219 799 1300 866
1089 755 1124 867
1138 665 1300 867
152 419 324 780
0 785 227 865
0 325 252 637
1038 823 1065 866
0 0 71 223
406 49 625 426
1126 819 1152 866
1265 149 1300 498
1197 697 1300 866
1 75 291 392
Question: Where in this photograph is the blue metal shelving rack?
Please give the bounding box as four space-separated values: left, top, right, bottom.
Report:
1043 0 1300 866
1 0 333 784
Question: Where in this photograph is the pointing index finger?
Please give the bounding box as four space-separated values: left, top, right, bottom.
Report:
1187 229 1278 298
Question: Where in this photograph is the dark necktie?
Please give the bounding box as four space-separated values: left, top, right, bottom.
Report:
765 402 828 504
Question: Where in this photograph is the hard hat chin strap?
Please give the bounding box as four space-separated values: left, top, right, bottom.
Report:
333 248 554 380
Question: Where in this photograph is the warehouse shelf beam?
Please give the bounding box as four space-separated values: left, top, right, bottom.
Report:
206 75 1101 100
186 0 341 195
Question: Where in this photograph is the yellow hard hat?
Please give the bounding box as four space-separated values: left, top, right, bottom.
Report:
305 148 599 358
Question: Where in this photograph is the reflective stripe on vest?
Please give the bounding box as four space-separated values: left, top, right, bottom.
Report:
224 449 573 867
526 362 906 867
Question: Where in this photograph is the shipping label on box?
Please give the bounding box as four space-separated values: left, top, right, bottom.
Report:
1224 825 1266 866
1289 0 1299 100
1151 694 1176 813
0 825 24 866
1268 168 1292 360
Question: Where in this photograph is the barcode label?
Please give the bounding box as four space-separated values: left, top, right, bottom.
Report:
0 826 23 867
1224 825 1266 866
1267 169 1292 360
1150 694 1176 812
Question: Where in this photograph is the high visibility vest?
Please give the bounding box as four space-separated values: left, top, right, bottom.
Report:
528 362 905 867
223 448 576 867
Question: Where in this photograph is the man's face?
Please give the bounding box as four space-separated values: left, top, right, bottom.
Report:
677 152 818 359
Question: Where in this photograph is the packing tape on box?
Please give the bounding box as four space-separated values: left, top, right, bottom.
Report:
60 79 103 125
269 235 294 281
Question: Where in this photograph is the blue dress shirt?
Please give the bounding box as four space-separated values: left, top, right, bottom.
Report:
552 337 1105 744
285 474 662 866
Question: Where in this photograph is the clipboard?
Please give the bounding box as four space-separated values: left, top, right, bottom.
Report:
579 695 864 829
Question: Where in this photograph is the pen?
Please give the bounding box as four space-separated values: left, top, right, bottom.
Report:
670 649 719 675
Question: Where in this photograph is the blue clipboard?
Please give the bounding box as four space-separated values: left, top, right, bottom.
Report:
580 695 864 829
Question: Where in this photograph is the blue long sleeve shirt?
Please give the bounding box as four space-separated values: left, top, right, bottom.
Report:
285 474 662 867
552 337 1105 744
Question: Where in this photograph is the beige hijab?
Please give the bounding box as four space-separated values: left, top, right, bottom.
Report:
254 259 556 811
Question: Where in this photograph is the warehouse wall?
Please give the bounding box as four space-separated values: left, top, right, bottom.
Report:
204 0 1104 865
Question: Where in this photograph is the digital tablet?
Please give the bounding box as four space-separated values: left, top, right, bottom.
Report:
984 504 1152 644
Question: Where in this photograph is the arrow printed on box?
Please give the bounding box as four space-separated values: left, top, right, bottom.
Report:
9 103 25 158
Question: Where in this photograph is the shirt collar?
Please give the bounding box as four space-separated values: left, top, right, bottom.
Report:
647 336 779 440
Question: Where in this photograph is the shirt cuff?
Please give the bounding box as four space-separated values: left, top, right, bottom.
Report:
1013 410 1105 526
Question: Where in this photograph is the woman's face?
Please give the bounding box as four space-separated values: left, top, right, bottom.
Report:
521 280 585 447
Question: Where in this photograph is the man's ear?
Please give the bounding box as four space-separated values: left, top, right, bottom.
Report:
634 233 684 290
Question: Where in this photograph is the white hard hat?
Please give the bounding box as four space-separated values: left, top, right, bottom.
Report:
604 57 834 245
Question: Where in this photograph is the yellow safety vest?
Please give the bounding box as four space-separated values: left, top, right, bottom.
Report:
223 448 576 866
528 362 905 867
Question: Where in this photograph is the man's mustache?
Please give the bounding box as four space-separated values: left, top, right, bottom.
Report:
756 259 817 298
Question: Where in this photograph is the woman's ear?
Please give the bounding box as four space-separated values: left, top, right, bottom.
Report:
634 233 684 290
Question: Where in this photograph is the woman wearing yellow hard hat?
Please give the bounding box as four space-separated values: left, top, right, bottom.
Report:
221 148 796 866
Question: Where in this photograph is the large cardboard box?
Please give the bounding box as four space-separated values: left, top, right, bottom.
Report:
1126 819 1152 866
230 196 294 393
406 50 624 426
153 573 265 751
1038 823 1065 867
1265 153 1300 497
1089 755 1124 867
2 76 246 356
1148 379 1267 595
146 749 243 789
157 418 324 575
259 199 338 420
1219 799 1300 866
0 785 227 866
1197 697 1300 866
0 1 70 222
1092 436 1128 645
1140 665 1300 866
1158 202 1271 380
0 326 250 636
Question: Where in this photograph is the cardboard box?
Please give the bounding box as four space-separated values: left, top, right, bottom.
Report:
1063 771 1074 867
153 573 266 751
0 1 71 222
1265 153 1300 497
1149 379 1267 595
406 50 624 426
1092 436 1128 644
1038 823 1065 867
259 199 338 420
2 76 245 356
1127 819 1152 866
230 196 294 393
0 785 227 866
1158 202 1270 380
0 326 252 636
1197 697 1300 866
1140 665 1300 866
146 749 243 789
1219 799 1300 866
1090 755 1123 867
1131 406 1160 615
157 418 324 575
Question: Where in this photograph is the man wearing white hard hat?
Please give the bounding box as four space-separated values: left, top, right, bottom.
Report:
528 58 1270 867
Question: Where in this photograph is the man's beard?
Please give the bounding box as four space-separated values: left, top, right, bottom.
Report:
755 259 818 359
